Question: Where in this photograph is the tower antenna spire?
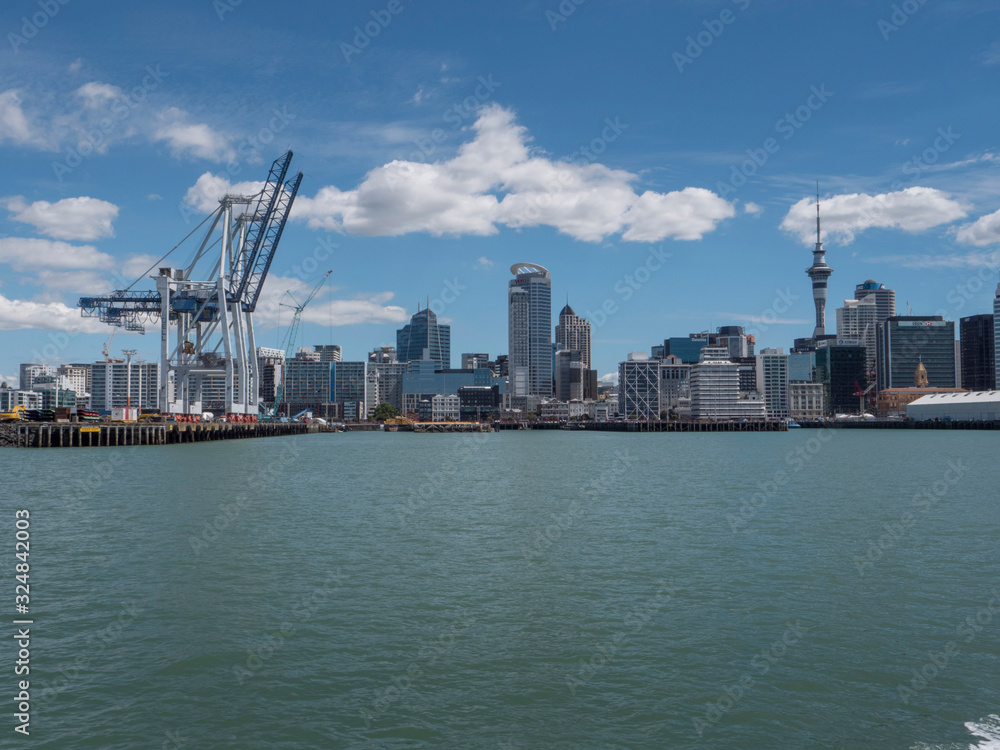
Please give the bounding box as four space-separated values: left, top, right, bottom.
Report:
805 179 833 339
816 180 822 248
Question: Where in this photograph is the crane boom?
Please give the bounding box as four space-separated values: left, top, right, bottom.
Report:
231 150 293 302
240 171 303 312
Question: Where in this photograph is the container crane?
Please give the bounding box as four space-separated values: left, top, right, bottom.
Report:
265 271 332 420
78 151 303 421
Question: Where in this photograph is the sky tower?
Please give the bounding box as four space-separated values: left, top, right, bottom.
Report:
806 184 833 338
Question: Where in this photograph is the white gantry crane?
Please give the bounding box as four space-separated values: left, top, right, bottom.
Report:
79 151 303 421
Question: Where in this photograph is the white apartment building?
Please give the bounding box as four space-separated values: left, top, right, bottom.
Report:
755 348 789 420
690 348 766 421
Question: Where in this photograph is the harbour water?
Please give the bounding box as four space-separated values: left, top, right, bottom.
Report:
6 430 1000 749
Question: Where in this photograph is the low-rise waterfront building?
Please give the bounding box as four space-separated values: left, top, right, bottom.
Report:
0 387 42 411
429 393 460 421
458 385 499 421
540 400 569 421
401 359 505 414
789 382 825 421
908 390 1000 421
877 387 967 418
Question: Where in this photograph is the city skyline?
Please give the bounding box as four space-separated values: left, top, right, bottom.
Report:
2 2 1000 385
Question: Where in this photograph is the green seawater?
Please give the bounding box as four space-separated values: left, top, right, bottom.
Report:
4 430 999 749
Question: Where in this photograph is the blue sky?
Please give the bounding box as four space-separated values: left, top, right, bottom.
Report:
2 0 999 386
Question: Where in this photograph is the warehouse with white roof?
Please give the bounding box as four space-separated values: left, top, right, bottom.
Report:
907 391 1000 421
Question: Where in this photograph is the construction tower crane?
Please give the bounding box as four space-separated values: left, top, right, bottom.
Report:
78 151 303 420
265 270 332 420
853 380 876 415
102 327 116 362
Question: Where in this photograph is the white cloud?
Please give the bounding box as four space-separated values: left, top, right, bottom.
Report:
0 84 233 160
0 90 45 148
0 238 114 272
184 173 265 214
5 196 119 241
621 189 735 242
0 373 18 389
599 372 619 385
152 107 235 162
475 256 494 269
289 105 734 243
0 293 109 333
76 82 124 109
301 295 410 327
118 253 161 281
743 201 763 215
979 41 1000 66
721 313 811 325
780 187 970 245
0 83 131 152
25 270 113 295
251 275 409 330
955 207 1000 246
873 250 1000 269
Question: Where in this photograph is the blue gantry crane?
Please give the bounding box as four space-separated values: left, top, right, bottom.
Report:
78 151 303 419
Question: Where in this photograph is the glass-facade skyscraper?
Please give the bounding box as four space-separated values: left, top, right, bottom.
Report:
396 307 451 368
508 263 552 399
959 314 995 392
875 316 956 391
995 275 1000 390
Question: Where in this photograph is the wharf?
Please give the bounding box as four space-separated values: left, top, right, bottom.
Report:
412 422 491 433
4 421 317 448
798 419 1000 431
585 420 786 432
490 420 787 432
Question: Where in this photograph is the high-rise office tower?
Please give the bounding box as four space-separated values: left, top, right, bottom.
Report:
959 314 995 392
554 349 585 402
994 273 1000 390
875 316 956 391
755 347 789 419
508 263 552 398
554 302 591 370
837 296 878 375
806 187 834 338
396 306 451 368
854 279 895 325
